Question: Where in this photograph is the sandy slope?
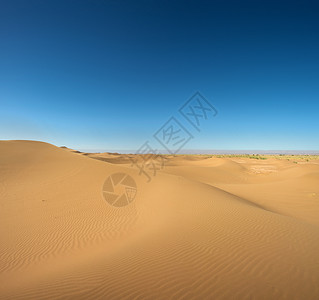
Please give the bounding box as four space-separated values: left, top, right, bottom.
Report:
0 141 319 299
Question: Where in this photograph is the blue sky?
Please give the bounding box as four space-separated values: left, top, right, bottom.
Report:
1 0 318 151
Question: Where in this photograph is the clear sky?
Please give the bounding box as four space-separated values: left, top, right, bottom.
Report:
1 0 318 151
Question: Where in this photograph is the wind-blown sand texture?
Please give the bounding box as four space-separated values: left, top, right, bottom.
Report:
1 141 319 299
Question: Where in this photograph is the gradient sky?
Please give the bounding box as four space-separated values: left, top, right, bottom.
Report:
1 0 318 151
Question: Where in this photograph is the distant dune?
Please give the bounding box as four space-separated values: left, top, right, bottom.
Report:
1 140 319 299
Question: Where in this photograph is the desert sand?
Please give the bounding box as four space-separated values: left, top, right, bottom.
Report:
0 140 319 299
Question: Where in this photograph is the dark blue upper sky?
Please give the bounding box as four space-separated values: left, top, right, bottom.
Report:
1 0 318 151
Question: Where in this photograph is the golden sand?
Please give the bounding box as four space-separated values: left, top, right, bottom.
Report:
1 141 318 299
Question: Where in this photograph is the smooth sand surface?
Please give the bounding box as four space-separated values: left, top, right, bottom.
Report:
1 141 319 299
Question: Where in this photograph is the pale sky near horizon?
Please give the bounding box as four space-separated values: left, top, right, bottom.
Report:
1 0 318 151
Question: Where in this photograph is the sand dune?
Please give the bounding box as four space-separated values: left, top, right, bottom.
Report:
1 141 319 299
